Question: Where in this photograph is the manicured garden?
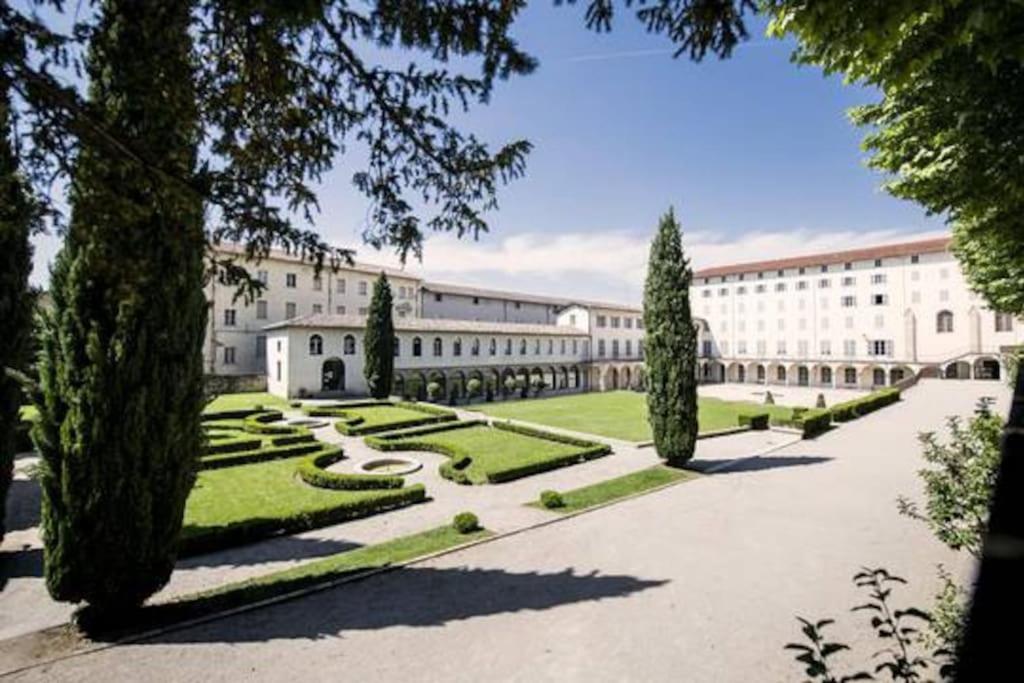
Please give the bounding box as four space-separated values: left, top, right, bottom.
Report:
475 391 798 442
302 400 456 435
366 420 611 484
204 391 291 413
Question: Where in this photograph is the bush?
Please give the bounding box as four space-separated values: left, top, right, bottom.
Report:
764 391 775 405
830 388 901 422
792 406 808 419
738 412 770 430
453 511 480 534
296 448 406 491
426 381 442 401
503 376 517 395
540 490 565 509
797 409 832 439
466 378 482 399
815 393 827 409
530 376 546 395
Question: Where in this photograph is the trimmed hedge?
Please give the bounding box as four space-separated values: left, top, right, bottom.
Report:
794 409 832 439
201 410 316 466
296 448 406 491
315 401 458 436
738 412 770 430
200 441 326 470
829 388 901 422
179 483 427 557
200 408 264 422
491 421 612 463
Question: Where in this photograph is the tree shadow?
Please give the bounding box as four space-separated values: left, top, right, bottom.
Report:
177 535 362 570
129 565 668 645
3 478 41 534
0 546 43 591
686 455 831 474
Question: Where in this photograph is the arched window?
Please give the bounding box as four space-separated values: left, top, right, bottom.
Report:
343 334 356 355
433 337 443 357
505 339 512 355
534 339 541 354
393 337 400 357
776 365 786 382
453 338 462 356
489 338 497 356
936 310 954 333
519 339 527 355
560 339 566 355
548 339 553 355
413 337 422 357
309 334 323 356
471 338 480 356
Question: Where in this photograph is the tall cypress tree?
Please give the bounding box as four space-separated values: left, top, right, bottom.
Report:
643 208 698 465
33 0 206 615
364 274 395 399
0 77 36 542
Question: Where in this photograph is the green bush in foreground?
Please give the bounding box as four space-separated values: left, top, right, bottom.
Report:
540 490 565 509
453 511 480 534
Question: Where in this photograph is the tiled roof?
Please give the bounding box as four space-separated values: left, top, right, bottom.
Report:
693 236 952 280
263 314 590 337
211 242 420 281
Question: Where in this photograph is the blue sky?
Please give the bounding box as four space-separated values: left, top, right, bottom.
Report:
30 4 946 303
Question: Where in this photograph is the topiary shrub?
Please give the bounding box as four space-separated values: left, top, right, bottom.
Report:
764 391 775 405
426 381 442 402
503 376 517 396
467 378 482 401
453 511 480 534
815 393 827 409
540 490 564 509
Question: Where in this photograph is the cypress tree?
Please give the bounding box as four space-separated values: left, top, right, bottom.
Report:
643 208 698 465
33 0 206 615
363 274 395 399
0 77 36 541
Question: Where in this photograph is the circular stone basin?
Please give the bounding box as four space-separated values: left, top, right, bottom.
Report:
356 457 422 476
286 418 328 429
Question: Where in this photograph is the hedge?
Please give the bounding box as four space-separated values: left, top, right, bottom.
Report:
738 412 770 430
829 388 901 422
491 421 612 462
199 440 326 470
794 409 832 439
320 401 458 436
201 410 315 462
200 408 264 422
179 483 427 557
296 448 406 491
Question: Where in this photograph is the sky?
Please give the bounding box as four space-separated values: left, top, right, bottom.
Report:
28 4 946 304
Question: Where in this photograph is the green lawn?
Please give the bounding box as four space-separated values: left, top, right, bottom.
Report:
475 391 796 442
182 455 425 554
368 422 609 484
204 392 290 413
538 465 699 514
337 404 446 432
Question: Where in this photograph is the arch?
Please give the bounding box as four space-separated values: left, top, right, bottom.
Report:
321 357 345 392
560 366 569 389
818 365 834 386
471 338 480 356
393 373 406 399
519 339 527 355
973 356 1001 380
432 337 443 357
919 365 941 379
838 365 858 387
549 365 559 390
727 362 744 383
410 371 428 400
489 338 497 356
412 336 423 357
872 367 887 387
936 309 954 333
622 366 632 390
796 365 810 386
451 370 467 399
944 360 971 379
309 334 323 356
755 363 766 383
608 366 620 390
453 337 463 357
343 334 356 355
517 367 530 397
768 363 786 384
572 365 581 389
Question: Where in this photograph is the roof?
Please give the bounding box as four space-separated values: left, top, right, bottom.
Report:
423 281 642 314
693 236 952 280
211 242 421 281
263 314 590 337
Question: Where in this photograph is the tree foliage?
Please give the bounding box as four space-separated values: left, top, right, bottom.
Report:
363 273 395 399
0 76 36 542
643 207 697 465
32 0 207 615
766 1 1024 315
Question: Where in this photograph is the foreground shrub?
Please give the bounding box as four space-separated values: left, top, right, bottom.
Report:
540 490 565 509
453 511 480 534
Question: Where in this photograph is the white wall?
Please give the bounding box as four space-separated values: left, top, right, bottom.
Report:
421 290 559 324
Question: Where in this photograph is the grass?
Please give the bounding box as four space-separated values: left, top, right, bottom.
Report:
475 391 797 442
336 404 446 433
81 525 490 637
536 465 700 514
181 455 424 554
204 392 290 413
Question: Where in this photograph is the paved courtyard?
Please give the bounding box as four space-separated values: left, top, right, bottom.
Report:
1 379 1006 681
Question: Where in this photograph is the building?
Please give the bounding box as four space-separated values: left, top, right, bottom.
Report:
264 314 592 399
205 244 422 377
557 303 647 391
692 236 1022 387
420 282 568 324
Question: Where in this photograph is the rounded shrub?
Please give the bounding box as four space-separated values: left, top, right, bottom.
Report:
815 393 827 409
539 490 564 509
467 378 482 398
453 511 480 534
426 381 442 401
764 391 775 405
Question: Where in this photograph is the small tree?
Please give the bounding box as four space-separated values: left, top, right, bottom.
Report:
426 381 443 402
466 378 482 401
516 375 528 398
503 376 516 397
530 375 545 396
363 273 395 399
643 208 698 465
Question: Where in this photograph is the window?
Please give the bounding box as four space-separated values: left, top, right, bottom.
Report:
489 338 497 355
358 281 368 296
569 314 577 326
702 290 712 298
413 337 422 357
275 361 281 381
842 276 856 287
256 300 268 319
309 334 323 355
843 339 857 357
277 340 282 352
874 258 883 268
548 339 554 354
398 286 406 299
737 286 747 295
434 292 442 302
596 315 607 327
798 340 808 357
255 335 267 359
453 338 462 356
505 339 512 355
343 334 356 355
755 284 766 293
910 271 920 282
841 296 856 308
612 340 620 357
223 346 236 365
534 339 541 354
514 302 521 309
940 268 949 279
611 316 621 329
625 340 632 356
285 302 297 318
776 340 787 355
871 273 886 285
939 289 949 302
798 267 806 275
844 262 852 271
777 269 785 277
775 282 787 292
796 281 807 291
257 270 269 285
820 265 828 273
519 339 527 355
871 294 888 306
336 305 346 315
313 276 322 292
572 339 579 354
336 279 346 293
756 340 766 356
561 339 566 354
472 296 480 305
394 338 400 357
224 309 236 326
820 340 831 356
433 337 443 356
845 316 854 329
869 339 892 356
757 272 764 279
286 273 297 288
996 313 1014 332
844 367 857 384
911 291 921 304
312 304 322 314
911 254 920 264
638 340 645 358
736 340 747 355
624 318 633 329
718 287 728 296
874 314 885 329
471 338 480 356
819 278 831 289
936 310 954 333
598 339 606 357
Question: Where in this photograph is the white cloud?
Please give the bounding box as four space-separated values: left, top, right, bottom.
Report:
360 226 950 306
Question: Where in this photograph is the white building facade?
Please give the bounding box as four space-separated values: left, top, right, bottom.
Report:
692 237 1022 387
420 282 566 324
557 304 647 391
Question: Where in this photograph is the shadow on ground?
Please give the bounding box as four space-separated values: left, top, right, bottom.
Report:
688 455 831 474
0 546 43 592
3 478 41 534
141 565 668 645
